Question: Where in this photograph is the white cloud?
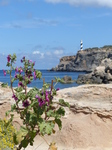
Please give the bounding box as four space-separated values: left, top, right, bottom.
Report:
32 51 45 59
33 51 40 54
54 50 63 55
45 0 112 8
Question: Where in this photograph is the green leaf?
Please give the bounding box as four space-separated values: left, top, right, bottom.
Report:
27 88 39 100
47 110 54 117
36 106 44 116
39 121 55 135
29 114 37 125
11 104 16 112
20 126 28 135
54 77 62 82
43 83 50 89
13 133 19 145
55 118 62 130
20 138 29 148
15 87 23 92
11 78 15 84
1 83 8 88
29 130 37 140
1 83 8 87
5 110 10 116
25 112 30 123
56 107 65 118
59 99 70 108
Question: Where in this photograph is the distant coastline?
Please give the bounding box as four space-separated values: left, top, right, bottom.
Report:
50 45 112 72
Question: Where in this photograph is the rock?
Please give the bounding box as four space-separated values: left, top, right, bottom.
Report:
76 62 112 84
1 84 112 149
105 64 112 74
50 45 112 72
61 75 73 83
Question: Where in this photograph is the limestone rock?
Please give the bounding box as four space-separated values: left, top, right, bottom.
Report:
1 84 112 150
50 46 112 72
76 59 112 84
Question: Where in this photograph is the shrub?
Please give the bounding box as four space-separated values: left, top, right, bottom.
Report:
0 118 16 150
3 54 70 150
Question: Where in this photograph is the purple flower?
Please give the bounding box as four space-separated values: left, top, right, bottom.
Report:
50 95 53 100
21 56 25 63
23 56 25 59
36 95 45 107
34 71 36 80
41 91 44 96
56 88 60 91
19 67 23 73
45 91 49 102
15 67 18 72
35 95 39 99
46 96 49 102
18 82 24 87
14 73 17 79
3 70 6 76
21 59 23 63
28 74 33 78
38 97 45 107
29 60 32 63
22 100 29 107
12 94 18 101
7 55 11 62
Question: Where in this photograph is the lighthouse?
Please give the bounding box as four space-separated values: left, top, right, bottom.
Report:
80 40 83 50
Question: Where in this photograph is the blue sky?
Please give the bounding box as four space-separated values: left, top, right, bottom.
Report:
0 0 112 69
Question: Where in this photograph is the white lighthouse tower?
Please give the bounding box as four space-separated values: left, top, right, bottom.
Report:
80 40 83 50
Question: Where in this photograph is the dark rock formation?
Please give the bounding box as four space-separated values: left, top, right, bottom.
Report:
50 46 112 72
60 75 75 84
62 76 72 82
76 59 112 84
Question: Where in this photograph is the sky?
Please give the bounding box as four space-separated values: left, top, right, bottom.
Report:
0 0 112 69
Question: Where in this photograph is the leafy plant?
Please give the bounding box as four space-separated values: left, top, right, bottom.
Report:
1 83 8 88
4 54 70 150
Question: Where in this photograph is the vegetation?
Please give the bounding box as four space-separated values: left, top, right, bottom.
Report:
0 118 16 150
3 54 70 150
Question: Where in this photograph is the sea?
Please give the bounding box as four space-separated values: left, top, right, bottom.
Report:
0 70 86 89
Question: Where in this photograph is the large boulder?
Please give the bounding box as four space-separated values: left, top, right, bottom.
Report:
61 76 75 84
76 61 112 84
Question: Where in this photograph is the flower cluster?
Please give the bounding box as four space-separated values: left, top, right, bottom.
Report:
22 100 30 107
10 56 42 108
35 90 51 107
12 94 18 101
7 55 11 63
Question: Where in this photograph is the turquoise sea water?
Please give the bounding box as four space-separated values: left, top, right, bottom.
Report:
0 70 85 89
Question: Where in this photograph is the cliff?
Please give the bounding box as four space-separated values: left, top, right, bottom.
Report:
50 45 112 72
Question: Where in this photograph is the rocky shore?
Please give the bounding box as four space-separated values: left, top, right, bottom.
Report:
50 45 112 72
1 84 112 150
76 58 112 84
